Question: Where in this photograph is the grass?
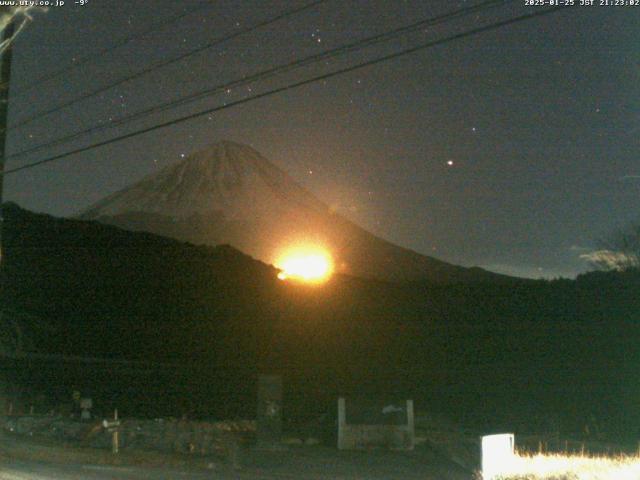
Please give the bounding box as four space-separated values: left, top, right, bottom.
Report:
494 451 640 480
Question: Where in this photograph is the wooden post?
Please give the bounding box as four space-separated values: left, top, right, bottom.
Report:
337 397 346 450
112 409 119 454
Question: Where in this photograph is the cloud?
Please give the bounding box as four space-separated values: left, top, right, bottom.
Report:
619 175 640 181
579 250 640 271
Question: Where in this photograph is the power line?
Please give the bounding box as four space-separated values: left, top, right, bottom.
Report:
1 351 263 375
14 0 214 97
8 0 513 160
3 6 569 177
9 0 328 131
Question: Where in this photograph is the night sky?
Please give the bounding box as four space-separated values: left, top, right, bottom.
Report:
3 0 639 279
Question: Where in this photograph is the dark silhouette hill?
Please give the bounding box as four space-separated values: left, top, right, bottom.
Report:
2 203 640 440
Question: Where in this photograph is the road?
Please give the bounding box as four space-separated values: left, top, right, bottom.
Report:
0 460 215 479
0 446 472 479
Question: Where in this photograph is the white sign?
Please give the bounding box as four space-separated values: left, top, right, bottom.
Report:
482 433 515 480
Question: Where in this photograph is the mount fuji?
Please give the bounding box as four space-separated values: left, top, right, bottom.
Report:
79 141 504 283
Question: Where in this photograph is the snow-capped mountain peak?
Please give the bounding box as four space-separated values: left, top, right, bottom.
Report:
81 141 327 221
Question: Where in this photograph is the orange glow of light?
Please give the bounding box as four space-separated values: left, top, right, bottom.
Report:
275 246 334 283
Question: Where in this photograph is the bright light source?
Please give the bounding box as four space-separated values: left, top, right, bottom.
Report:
482 433 515 480
275 246 334 283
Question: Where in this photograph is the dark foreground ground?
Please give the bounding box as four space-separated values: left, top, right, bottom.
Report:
0 434 471 480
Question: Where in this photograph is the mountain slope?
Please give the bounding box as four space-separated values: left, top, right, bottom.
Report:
79 140 505 283
3 203 640 435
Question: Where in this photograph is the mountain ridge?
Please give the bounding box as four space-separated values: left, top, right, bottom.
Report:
78 140 510 283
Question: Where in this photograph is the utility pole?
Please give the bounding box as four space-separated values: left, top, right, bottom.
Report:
0 19 15 266
0 18 15 415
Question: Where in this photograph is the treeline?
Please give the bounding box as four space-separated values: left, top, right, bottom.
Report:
2 203 639 438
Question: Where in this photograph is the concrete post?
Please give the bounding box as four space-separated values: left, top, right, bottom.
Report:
406 399 415 450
